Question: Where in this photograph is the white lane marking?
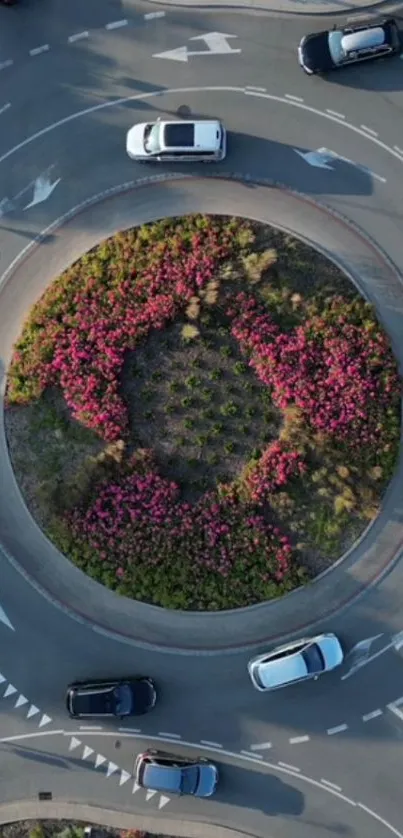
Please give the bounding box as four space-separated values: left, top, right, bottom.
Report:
327 724 348 735
246 85 267 92
285 94 304 102
26 704 40 718
0 674 5 684
289 735 310 744
3 684 17 697
278 761 301 772
132 780 140 794
2 84 403 173
158 794 170 809
241 750 263 759
326 109 345 119
342 632 403 681
105 19 128 30
0 60 13 72
69 736 81 751
38 713 52 728
0 103 11 117
79 725 103 730
29 44 50 57
362 709 383 722
144 11 166 18
119 770 131 786
321 779 342 791
119 727 141 733
15 694 28 708
360 124 378 137
250 741 272 750
106 761 119 777
387 697 403 721
394 146 403 156
358 803 403 838
158 731 181 739
146 789 157 800
95 754 107 768
68 31 89 43
200 740 223 748
0 729 63 743
82 745 94 760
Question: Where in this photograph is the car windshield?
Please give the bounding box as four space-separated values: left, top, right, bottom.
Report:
302 644 325 674
114 684 132 715
144 123 162 154
328 30 345 64
180 766 200 795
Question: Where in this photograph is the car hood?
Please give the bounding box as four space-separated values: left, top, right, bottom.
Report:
126 123 147 156
195 764 219 797
317 635 344 670
300 32 333 71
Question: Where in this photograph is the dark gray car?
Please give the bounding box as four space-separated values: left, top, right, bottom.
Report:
135 750 218 798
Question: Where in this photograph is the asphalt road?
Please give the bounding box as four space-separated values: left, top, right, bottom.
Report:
2 1 403 837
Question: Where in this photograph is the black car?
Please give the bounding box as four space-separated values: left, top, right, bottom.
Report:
66 677 156 718
298 18 400 74
135 750 219 798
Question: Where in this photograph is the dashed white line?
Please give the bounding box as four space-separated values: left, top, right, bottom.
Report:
360 125 378 137
144 11 166 19
79 725 103 730
0 60 13 72
245 86 267 93
285 94 304 103
118 727 141 733
327 724 348 735
158 731 181 739
321 779 342 792
241 750 263 759
362 709 383 722
0 103 11 117
105 19 128 30
289 735 310 744
278 761 301 772
29 44 50 57
200 740 223 748
326 109 345 119
68 31 89 43
249 741 272 751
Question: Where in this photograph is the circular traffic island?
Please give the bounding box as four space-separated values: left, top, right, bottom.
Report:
4 214 400 610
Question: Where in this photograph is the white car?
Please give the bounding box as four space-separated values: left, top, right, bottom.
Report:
248 633 344 692
126 118 226 163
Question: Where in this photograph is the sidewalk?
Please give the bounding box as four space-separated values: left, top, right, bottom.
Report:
143 0 401 17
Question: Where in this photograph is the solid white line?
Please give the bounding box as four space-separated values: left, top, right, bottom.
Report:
29 44 50 57
327 724 348 735
289 735 310 744
105 19 128 30
362 709 383 722
79 725 103 730
0 729 64 743
285 94 304 103
0 60 13 72
249 741 272 750
326 109 345 119
68 31 89 43
241 750 263 759
278 761 301 772
358 802 403 838
246 86 267 93
200 740 223 748
360 124 378 137
144 11 166 18
158 731 181 739
394 146 403 156
321 779 342 791
0 103 11 116
119 727 141 733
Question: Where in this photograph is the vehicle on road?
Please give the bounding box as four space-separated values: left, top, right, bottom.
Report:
135 749 219 797
66 677 156 718
126 118 226 162
248 633 344 691
298 18 400 74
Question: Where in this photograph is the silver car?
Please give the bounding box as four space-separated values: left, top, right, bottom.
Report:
248 633 343 691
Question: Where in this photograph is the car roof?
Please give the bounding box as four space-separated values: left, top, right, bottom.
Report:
143 763 182 793
161 120 221 152
259 653 308 688
342 27 385 52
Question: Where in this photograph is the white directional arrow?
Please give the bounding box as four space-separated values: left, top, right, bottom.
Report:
153 31 241 62
0 605 14 631
294 149 335 169
24 174 61 210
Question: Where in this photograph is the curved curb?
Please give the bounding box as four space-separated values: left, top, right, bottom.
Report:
0 801 253 838
1 175 403 655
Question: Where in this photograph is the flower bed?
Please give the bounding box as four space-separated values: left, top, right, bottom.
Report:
5 215 401 610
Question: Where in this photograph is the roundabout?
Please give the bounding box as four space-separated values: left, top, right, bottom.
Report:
1 2 403 838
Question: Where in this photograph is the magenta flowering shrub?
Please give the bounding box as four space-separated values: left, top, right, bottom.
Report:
229 292 399 446
245 440 306 503
67 459 296 607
